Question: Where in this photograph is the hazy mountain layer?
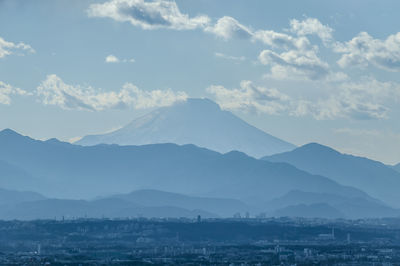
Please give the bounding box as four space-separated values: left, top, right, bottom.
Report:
0 188 46 206
265 190 399 219
0 187 396 220
77 98 296 158
0 188 250 220
263 143 400 207
110 189 250 217
0 129 368 205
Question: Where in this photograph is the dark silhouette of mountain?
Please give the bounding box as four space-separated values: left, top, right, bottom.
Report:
0 188 46 206
263 143 400 208
0 129 369 206
265 190 399 219
76 98 296 158
0 198 216 220
272 203 345 219
109 189 250 217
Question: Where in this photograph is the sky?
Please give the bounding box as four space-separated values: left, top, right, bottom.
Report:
1 0 400 164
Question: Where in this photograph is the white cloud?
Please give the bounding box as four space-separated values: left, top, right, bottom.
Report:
253 30 311 51
205 16 314 52
122 82 188 109
215 52 245 62
0 81 29 105
340 77 400 102
36 74 187 111
204 16 399 119
290 18 334 45
290 77 400 120
105 54 120 63
207 78 396 120
87 0 210 30
259 48 330 80
105 54 135 63
88 3 335 82
263 65 348 82
207 80 290 115
205 16 252 40
294 95 388 120
205 16 317 53
335 32 400 72
0 37 35 58
255 25 348 82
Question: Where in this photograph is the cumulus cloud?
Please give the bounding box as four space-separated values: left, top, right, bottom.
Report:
0 37 35 58
207 78 396 120
294 95 388 120
207 80 290 115
340 77 400 102
291 77 399 120
205 16 313 52
87 1 334 81
244 18 333 81
205 16 252 40
205 16 400 74
253 30 311 51
122 82 188 109
105 54 135 63
87 0 210 30
204 16 351 81
36 74 187 111
105 54 120 63
335 32 400 72
259 48 330 80
0 81 29 105
290 18 334 45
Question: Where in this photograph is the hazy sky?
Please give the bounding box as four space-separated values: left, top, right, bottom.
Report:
1 0 400 164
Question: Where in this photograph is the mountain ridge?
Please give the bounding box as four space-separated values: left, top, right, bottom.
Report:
265 190 399 219
0 128 368 203
263 143 400 207
109 189 250 217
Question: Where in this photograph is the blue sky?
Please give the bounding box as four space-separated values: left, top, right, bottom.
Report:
1 0 400 164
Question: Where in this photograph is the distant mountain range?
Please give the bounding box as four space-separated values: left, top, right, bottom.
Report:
0 129 368 203
109 189 250 217
263 143 400 208
0 188 45 206
1 129 399 219
76 98 296 158
0 188 240 220
265 190 399 219
1 187 396 220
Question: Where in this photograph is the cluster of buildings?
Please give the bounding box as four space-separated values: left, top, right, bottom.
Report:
0 217 400 264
